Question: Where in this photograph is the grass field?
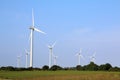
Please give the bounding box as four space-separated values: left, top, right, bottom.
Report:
0 70 120 80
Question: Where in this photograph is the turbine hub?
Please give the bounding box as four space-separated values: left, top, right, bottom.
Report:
29 27 34 30
49 47 52 49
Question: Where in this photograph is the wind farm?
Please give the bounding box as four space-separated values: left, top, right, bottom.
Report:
0 0 119 68
0 0 120 80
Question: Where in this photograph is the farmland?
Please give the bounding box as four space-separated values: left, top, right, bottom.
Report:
0 71 120 80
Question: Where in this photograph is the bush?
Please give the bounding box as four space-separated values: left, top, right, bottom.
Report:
98 63 112 71
50 65 63 71
84 62 98 71
42 65 49 70
0 66 15 71
109 67 120 71
76 65 83 70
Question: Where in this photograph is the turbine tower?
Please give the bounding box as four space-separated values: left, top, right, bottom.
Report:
90 51 96 63
47 42 56 68
25 49 29 68
75 49 84 65
29 9 46 67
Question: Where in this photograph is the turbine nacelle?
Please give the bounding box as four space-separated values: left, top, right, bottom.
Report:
47 45 52 49
29 27 46 34
47 42 56 49
25 49 29 55
17 54 22 58
53 54 58 59
29 27 35 30
75 48 83 57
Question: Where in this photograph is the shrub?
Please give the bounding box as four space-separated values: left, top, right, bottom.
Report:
42 65 49 70
50 65 63 71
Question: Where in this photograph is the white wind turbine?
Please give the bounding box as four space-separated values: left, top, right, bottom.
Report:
53 55 58 65
90 51 96 63
17 55 21 68
47 42 56 68
75 49 84 65
25 49 29 68
29 9 46 67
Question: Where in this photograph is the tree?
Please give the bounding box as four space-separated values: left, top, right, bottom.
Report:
76 65 82 70
98 64 106 71
109 67 120 71
85 62 98 71
98 63 112 71
42 65 49 70
0 66 15 71
50 65 62 71
104 63 112 70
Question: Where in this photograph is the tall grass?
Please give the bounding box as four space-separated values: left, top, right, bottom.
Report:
0 71 120 80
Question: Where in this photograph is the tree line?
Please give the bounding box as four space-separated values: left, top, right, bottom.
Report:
0 62 120 71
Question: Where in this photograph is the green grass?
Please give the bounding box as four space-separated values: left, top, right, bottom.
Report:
0 71 120 80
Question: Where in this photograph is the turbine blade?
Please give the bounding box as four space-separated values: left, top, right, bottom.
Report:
56 56 58 58
25 49 29 55
93 51 96 57
47 45 51 48
34 28 46 34
18 54 22 57
52 41 56 48
81 55 85 60
53 54 58 58
75 53 78 56
79 48 82 53
90 56 92 58
55 56 58 59
80 55 83 58
25 49 27 53
32 8 34 27
28 31 32 47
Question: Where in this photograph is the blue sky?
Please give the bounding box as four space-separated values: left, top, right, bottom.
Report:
0 0 120 67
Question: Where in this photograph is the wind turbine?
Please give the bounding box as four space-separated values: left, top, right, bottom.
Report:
25 49 29 68
17 55 21 68
29 9 46 67
90 51 96 63
75 49 84 65
47 42 56 68
53 55 58 65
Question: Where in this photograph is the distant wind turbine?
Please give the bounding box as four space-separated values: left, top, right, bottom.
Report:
29 9 46 67
47 42 56 68
25 49 29 68
90 51 96 63
75 49 84 65
53 55 58 65
17 55 21 68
